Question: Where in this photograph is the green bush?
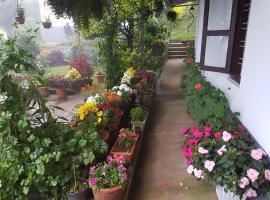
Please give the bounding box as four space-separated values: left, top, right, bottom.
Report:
131 107 147 122
0 35 107 199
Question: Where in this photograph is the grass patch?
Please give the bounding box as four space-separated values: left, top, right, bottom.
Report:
44 65 70 77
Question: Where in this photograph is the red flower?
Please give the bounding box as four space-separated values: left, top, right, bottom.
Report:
186 58 194 65
189 139 199 146
194 83 202 89
214 132 222 139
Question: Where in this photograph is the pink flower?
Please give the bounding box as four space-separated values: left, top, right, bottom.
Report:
89 178 98 186
238 125 245 132
198 147 209 154
194 168 203 179
222 131 232 142
247 168 259 182
187 165 194 174
113 154 125 163
89 166 96 175
122 173 128 180
204 160 215 172
107 155 114 165
204 127 211 137
182 127 188 134
217 145 227 156
194 130 203 138
189 139 199 146
265 169 270 181
238 177 249 189
251 148 267 161
117 165 126 172
214 132 222 139
194 83 202 89
246 188 257 198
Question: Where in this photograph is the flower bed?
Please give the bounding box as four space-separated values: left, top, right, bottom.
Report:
181 51 270 199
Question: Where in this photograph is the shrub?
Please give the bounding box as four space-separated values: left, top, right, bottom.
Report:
47 76 70 89
131 107 147 122
47 50 65 66
70 54 92 78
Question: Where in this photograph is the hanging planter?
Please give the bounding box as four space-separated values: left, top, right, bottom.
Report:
167 10 177 22
16 6 25 24
42 16 52 29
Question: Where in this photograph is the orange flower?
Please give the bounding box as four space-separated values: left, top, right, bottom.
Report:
103 92 121 106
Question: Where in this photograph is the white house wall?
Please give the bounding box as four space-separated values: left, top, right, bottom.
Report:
195 0 270 154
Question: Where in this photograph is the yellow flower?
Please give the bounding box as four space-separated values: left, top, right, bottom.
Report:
66 68 82 80
97 111 103 117
97 117 102 124
127 67 137 76
76 102 98 121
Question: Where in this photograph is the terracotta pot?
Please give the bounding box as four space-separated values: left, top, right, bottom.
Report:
93 186 124 200
110 138 137 163
37 86 49 97
16 16 25 24
66 188 92 200
98 129 109 143
56 88 67 99
95 74 105 84
109 121 120 134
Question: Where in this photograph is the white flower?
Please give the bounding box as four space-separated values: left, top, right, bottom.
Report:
0 180 2 188
217 145 227 156
187 165 194 174
198 147 209 154
222 131 232 142
20 81 30 90
117 91 122 96
0 93 8 104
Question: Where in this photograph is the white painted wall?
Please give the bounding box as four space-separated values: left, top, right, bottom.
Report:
195 0 270 154
195 0 204 63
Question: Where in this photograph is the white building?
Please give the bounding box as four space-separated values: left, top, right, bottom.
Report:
195 0 270 154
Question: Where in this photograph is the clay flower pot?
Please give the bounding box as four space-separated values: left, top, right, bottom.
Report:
93 186 124 200
98 129 109 143
95 74 105 84
16 16 25 24
110 138 137 163
109 121 120 134
66 188 92 200
37 86 49 97
56 88 67 99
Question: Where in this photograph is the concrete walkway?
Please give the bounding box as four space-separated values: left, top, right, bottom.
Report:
129 59 217 200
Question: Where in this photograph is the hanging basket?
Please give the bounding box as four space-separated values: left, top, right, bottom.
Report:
167 10 177 22
16 16 25 24
42 22 52 29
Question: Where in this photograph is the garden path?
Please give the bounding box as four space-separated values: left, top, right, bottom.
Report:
129 59 217 200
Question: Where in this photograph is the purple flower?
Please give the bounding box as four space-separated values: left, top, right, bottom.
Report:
89 166 96 175
89 178 98 186
107 155 114 165
117 165 126 172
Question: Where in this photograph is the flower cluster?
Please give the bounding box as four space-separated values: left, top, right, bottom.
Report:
181 126 270 198
102 92 122 107
0 93 8 105
89 155 128 191
121 67 137 84
118 128 139 150
75 102 100 121
65 68 82 81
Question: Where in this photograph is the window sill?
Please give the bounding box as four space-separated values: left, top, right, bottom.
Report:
227 76 240 88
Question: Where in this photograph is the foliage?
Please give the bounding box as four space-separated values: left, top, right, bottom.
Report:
16 5 25 17
181 52 237 130
69 54 93 78
0 36 107 199
131 106 147 122
80 84 102 98
118 128 138 150
47 50 65 66
65 68 82 81
89 155 128 191
181 127 270 198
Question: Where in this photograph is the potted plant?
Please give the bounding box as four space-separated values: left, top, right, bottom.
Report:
181 127 270 200
89 155 128 200
42 16 52 29
110 128 138 163
16 6 25 24
95 70 105 84
49 76 70 99
66 165 92 200
66 68 83 91
130 106 147 131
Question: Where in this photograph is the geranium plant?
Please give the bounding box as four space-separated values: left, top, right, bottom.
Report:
181 126 270 199
89 155 128 191
118 128 138 150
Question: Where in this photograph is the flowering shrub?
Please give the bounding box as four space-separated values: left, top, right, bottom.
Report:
47 76 70 89
47 50 65 66
89 155 128 191
70 54 92 78
181 126 270 198
118 128 139 150
111 83 132 103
